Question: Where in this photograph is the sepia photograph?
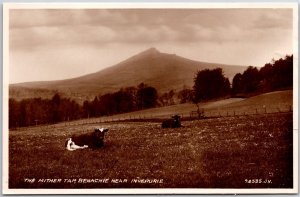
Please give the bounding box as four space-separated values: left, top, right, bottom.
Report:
2 2 298 194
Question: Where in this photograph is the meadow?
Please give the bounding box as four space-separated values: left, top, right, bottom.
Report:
8 90 294 189
9 113 293 188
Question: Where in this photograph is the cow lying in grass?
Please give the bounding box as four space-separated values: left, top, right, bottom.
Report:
65 128 109 151
162 115 181 128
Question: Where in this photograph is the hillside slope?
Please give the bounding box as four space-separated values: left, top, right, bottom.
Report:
10 48 246 102
91 90 293 120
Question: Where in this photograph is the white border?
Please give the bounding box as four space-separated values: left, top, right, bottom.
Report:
2 2 298 195
292 2 299 196
2 2 299 9
3 3 9 195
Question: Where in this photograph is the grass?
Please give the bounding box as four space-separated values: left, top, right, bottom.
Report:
9 112 293 188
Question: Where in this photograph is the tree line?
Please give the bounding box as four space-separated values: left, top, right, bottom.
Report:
232 55 293 96
9 95 81 128
9 55 293 128
177 54 293 104
82 83 157 118
9 83 158 128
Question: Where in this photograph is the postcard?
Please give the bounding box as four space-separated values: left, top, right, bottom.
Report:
2 2 298 194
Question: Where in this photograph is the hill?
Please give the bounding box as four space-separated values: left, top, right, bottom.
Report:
88 90 292 120
10 48 246 102
53 90 290 125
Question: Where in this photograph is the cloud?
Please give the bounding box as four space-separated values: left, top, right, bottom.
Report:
119 25 180 43
9 8 294 83
10 25 117 50
251 9 292 29
10 9 293 51
10 9 141 28
10 24 182 50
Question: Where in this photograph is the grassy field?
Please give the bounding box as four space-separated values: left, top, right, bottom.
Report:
8 90 294 189
9 112 293 188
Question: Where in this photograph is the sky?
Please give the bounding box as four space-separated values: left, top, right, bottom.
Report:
9 8 294 84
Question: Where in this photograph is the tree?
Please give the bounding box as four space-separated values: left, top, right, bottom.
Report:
231 55 293 95
124 86 138 110
58 98 81 121
271 55 293 89
178 89 194 103
29 98 48 125
112 89 136 113
19 100 28 126
159 90 175 106
69 100 81 120
50 93 61 123
193 68 230 101
98 93 116 115
91 96 100 117
258 63 273 92
9 98 20 128
137 83 158 109
232 73 243 95
241 66 260 93
83 100 91 118
224 78 231 95
167 90 175 105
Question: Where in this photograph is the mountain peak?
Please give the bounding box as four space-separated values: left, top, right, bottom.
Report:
139 47 160 55
124 47 161 63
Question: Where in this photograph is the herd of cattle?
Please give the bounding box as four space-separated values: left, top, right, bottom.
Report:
65 115 182 151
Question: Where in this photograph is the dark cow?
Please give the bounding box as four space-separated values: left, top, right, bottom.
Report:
162 115 181 128
65 128 109 150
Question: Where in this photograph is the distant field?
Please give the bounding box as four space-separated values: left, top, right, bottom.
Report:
57 90 292 126
9 112 293 188
220 90 293 113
